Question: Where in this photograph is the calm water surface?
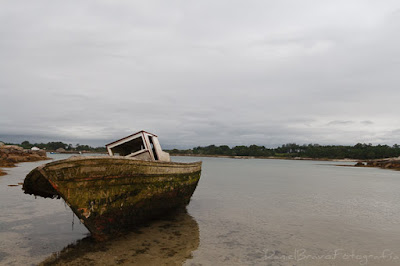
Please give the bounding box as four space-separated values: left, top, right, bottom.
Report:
1 154 400 265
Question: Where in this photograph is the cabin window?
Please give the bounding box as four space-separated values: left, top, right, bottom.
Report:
110 136 145 156
148 136 159 160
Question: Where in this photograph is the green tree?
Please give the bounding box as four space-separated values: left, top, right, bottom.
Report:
21 141 33 149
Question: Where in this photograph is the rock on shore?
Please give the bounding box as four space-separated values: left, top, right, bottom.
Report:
0 144 50 175
355 159 400 170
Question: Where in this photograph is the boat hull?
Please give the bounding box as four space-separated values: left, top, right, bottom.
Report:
23 156 202 240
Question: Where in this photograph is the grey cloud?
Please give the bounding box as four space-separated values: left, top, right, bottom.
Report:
327 121 354 126
1 1 400 148
361 120 374 125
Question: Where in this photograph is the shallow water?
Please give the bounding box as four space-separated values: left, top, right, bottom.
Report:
1 155 400 265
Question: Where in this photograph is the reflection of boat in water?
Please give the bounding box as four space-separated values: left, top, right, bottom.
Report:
41 209 200 265
23 131 201 240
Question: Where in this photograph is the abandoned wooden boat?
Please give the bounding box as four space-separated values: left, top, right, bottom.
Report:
23 131 201 240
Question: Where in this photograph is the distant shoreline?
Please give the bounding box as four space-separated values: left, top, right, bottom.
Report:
170 153 358 162
50 151 108 154
171 153 400 171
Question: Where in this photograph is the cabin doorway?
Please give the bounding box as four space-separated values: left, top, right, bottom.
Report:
148 136 159 161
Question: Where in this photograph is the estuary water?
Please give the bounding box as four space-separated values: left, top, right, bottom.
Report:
1 154 400 265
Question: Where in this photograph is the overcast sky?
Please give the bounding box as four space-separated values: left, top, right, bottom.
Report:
1 1 400 148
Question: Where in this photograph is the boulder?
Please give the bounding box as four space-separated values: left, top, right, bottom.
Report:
36 150 47 157
1 145 24 151
384 163 392 168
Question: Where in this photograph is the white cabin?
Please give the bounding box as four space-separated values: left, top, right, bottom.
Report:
105 131 170 162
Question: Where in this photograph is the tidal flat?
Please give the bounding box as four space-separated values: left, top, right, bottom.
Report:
1 154 400 265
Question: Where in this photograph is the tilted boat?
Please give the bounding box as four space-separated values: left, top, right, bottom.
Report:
23 131 201 240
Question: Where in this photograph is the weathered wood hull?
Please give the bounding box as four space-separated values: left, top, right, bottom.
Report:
23 156 202 240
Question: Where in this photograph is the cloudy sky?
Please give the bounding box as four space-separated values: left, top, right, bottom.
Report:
1 1 400 148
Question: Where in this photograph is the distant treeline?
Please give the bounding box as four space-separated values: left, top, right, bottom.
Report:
3 140 400 159
168 143 400 160
2 140 107 152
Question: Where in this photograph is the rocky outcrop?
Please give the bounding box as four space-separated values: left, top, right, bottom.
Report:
355 159 400 170
355 161 365 167
0 145 50 175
